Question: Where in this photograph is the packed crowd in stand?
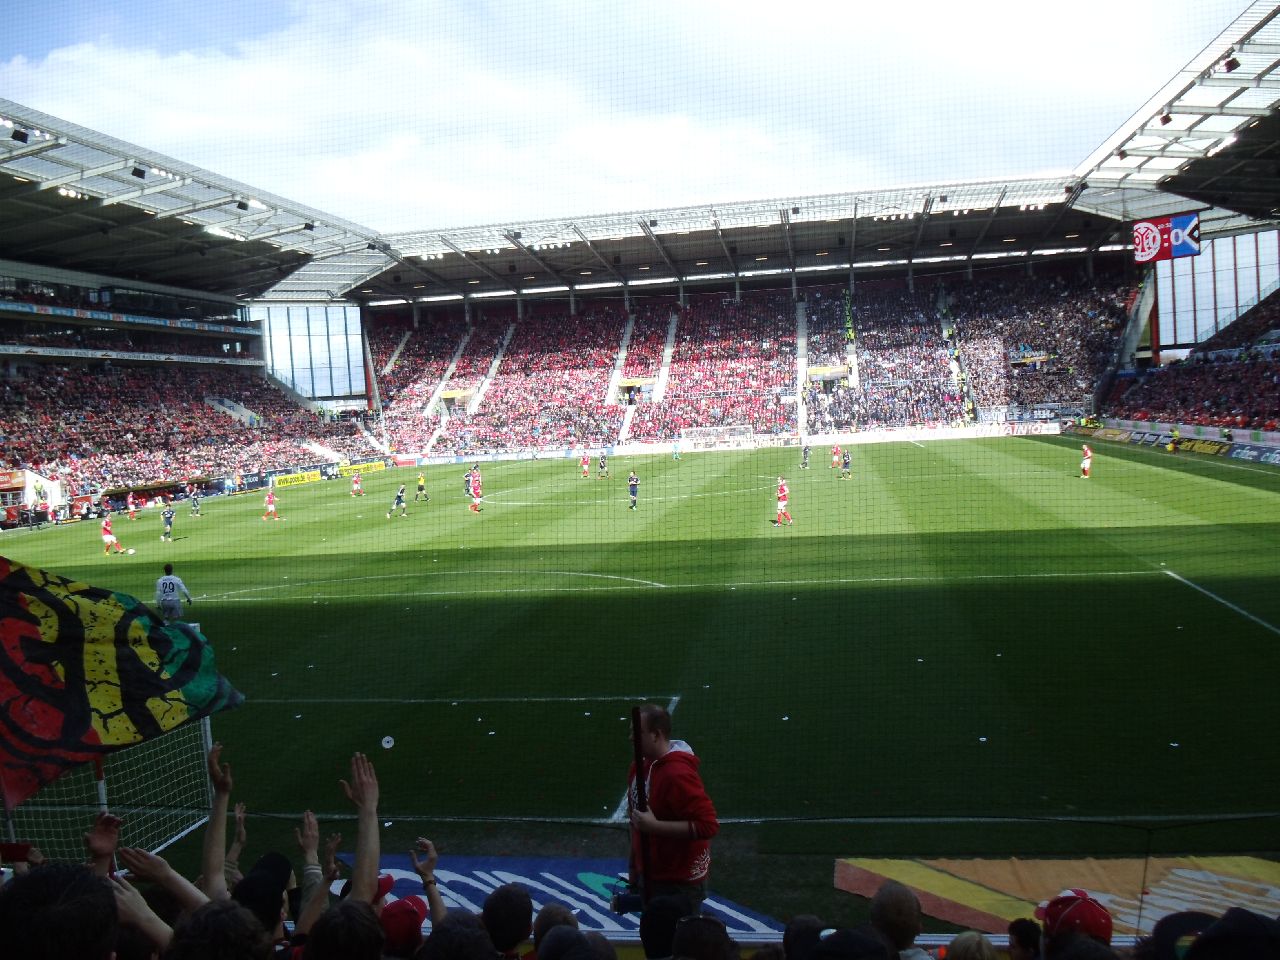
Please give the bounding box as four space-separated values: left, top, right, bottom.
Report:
947 274 1130 410
1107 355 1280 430
629 291 797 441
621 299 679 379
805 285 963 432
371 315 470 454
0 363 374 491
434 307 627 454
804 286 849 368
1 743 1271 960
9 271 1280 481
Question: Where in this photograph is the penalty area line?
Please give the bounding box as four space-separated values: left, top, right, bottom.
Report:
250 694 679 706
1163 569 1280 637
610 694 682 824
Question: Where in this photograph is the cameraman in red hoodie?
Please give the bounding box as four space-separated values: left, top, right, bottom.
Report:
628 704 720 908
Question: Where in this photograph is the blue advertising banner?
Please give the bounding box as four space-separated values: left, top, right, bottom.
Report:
1227 443 1280 467
345 854 783 942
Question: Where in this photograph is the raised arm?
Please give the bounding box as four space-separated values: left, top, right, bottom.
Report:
84 811 123 877
339 752 380 903
118 846 210 914
410 837 448 925
200 742 234 900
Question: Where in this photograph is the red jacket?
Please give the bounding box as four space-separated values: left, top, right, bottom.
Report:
629 741 719 885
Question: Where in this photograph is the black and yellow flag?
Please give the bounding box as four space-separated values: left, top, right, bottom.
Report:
0 557 242 811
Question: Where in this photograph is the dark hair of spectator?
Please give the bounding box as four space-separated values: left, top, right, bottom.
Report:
533 902 579 949
415 920 499 960
1008 918 1041 954
164 899 271 960
304 899 385 960
0 862 119 960
483 883 534 952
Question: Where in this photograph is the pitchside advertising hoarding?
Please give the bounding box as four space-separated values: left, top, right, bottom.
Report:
1132 212 1200 264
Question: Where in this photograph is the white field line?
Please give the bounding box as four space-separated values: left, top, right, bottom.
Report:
1163 569 1280 637
250 694 678 705
197 569 1155 602
609 695 681 824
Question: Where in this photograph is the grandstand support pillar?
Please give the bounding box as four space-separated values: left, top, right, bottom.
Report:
624 286 631 311
907 263 914 293
1086 253 1094 278
411 302 421 330
1025 255 1034 278
678 282 686 308
734 277 741 302
517 296 524 320
791 274 798 300
464 298 472 326
570 289 577 316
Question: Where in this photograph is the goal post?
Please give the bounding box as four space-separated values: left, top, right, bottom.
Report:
679 424 756 450
3 717 213 860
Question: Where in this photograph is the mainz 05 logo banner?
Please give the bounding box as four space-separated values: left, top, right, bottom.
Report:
1132 213 1200 264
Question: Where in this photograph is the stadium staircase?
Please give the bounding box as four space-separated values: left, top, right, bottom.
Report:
302 441 342 461
423 329 472 415
382 330 413 375
618 404 637 442
795 300 809 436
205 396 257 425
1094 271 1156 411
605 312 636 405
651 311 680 402
466 323 516 415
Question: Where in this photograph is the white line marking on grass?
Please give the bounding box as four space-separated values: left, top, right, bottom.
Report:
1163 569 1280 637
200 570 1154 602
908 440 925 448
202 570 667 600
609 694 682 823
251 695 676 705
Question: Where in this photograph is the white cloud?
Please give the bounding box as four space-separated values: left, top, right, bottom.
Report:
0 0 1253 231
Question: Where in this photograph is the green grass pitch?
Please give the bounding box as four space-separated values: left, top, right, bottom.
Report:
4 434 1279 909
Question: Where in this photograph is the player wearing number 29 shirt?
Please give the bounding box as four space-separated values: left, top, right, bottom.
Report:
1080 444 1093 479
155 563 193 622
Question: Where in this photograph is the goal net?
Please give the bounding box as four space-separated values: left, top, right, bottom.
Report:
4 717 213 861
679 424 756 450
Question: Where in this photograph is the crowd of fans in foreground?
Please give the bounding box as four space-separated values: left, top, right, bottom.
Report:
1 746 1274 960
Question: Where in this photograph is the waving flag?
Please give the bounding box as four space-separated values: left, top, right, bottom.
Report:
0 557 242 811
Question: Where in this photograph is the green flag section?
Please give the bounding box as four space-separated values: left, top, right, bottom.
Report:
0 556 242 811
835 856 1280 936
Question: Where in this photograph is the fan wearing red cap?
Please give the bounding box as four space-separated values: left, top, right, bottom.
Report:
1036 889 1113 957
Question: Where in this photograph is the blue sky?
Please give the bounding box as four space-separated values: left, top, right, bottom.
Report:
0 0 1254 232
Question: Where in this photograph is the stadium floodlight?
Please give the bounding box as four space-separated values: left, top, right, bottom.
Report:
10 129 28 143
131 166 146 178
1222 54 1239 73
1159 112 1172 125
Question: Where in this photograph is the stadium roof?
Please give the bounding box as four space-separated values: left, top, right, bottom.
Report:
0 1 1275 308
0 99 382 300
